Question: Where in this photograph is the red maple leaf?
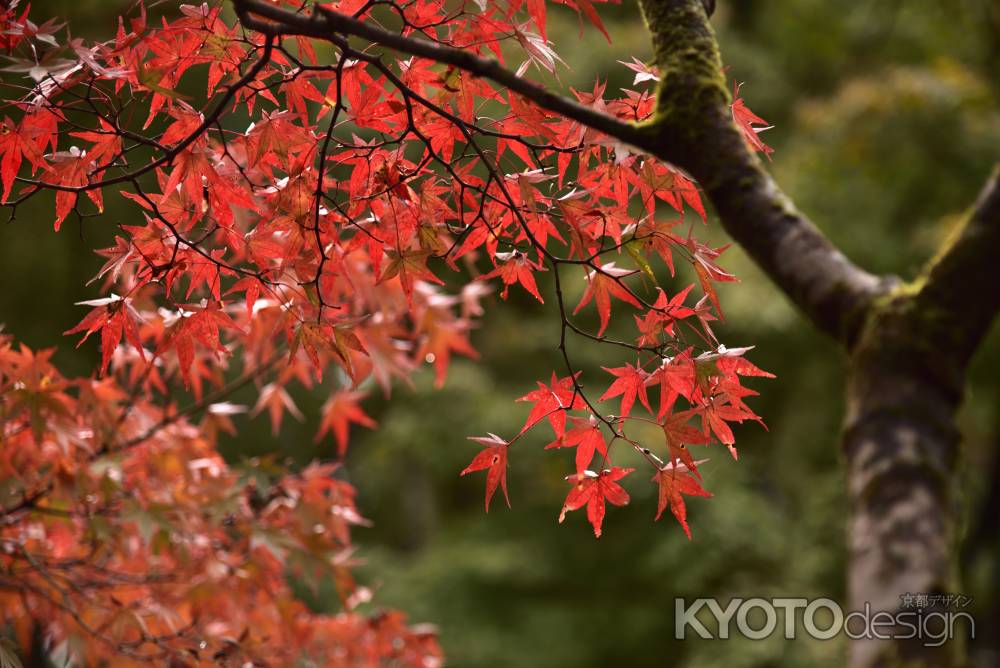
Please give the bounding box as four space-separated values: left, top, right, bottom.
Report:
575 0 611 43
598 363 651 418
478 251 546 303
661 408 710 475
526 0 547 40
645 352 697 419
316 390 377 457
731 82 774 159
461 433 510 512
0 110 57 203
378 250 444 306
44 148 103 230
545 414 608 477
653 461 712 539
517 371 585 437
619 56 660 86
158 105 203 146
675 234 738 319
573 261 642 336
634 285 696 347
559 466 634 538
70 120 124 169
157 301 242 388
64 295 144 375
414 307 478 388
699 391 758 459
711 345 776 380
251 382 304 435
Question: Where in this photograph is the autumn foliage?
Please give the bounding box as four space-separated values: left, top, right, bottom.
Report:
0 0 774 664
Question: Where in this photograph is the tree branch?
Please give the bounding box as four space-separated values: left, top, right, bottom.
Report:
231 0 647 148
636 0 887 345
914 165 1000 365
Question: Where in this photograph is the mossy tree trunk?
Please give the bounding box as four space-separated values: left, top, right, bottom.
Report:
634 2 1000 666
843 295 964 667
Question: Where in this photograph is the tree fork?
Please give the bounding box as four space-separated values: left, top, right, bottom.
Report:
637 2 1000 666
841 169 1000 665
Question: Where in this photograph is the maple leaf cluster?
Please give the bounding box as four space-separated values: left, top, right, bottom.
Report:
0 337 440 665
0 0 773 662
469 340 773 538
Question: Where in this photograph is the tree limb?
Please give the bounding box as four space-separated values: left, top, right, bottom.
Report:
636 0 887 344
914 165 1000 366
231 0 647 148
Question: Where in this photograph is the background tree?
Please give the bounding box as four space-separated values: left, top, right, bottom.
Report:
1 1 1000 668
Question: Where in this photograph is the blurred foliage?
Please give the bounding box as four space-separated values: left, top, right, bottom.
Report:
2 1 999 666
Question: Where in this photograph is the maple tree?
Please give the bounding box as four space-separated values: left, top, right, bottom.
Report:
0 1 997 667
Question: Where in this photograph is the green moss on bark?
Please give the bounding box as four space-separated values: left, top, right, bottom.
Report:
637 0 728 136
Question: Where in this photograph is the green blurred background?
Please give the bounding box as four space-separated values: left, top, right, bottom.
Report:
2 1 999 666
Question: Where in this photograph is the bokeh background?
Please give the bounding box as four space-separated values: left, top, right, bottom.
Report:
3 1 999 666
